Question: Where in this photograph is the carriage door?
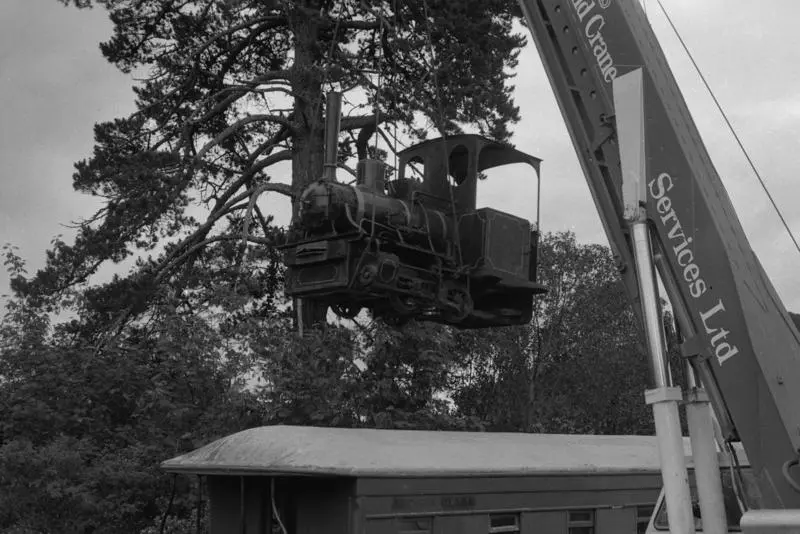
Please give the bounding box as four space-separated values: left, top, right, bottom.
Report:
596 507 635 533
431 514 486 534
521 511 566 533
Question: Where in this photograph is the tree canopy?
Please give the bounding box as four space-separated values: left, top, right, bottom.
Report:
0 1 666 531
17 0 527 332
0 230 657 532
450 231 654 435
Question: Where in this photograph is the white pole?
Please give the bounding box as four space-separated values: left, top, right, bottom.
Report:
633 224 696 534
615 68 696 534
648 389 697 534
657 250 729 534
686 367 729 534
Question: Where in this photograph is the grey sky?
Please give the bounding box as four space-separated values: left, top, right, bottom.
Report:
0 0 798 311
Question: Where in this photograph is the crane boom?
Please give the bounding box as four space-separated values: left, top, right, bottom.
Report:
518 0 800 509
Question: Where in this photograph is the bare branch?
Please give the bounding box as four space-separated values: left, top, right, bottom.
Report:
92 228 282 354
377 127 404 157
237 180 293 282
341 114 378 131
237 69 293 87
125 174 291 312
159 151 293 281
243 149 294 183
193 88 249 124
253 204 273 237
336 19 382 31
163 231 282 286
354 1 397 30
195 115 294 161
356 122 376 160
338 162 358 178
190 16 287 61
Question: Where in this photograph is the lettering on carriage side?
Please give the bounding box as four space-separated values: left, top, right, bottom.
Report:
441 495 476 510
391 495 475 511
571 0 618 82
391 496 437 511
648 172 740 365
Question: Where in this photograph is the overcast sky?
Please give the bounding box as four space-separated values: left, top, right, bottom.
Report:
1 0 798 311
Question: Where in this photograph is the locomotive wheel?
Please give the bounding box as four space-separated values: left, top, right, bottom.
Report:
357 264 378 286
373 305 412 327
440 284 473 323
332 303 362 319
389 293 419 315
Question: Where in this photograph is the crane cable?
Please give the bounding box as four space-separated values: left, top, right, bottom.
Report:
420 0 466 277
391 0 399 173
419 0 474 322
373 2 386 156
654 0 800 256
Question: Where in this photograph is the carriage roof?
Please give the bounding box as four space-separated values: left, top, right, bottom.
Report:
161 425 748 478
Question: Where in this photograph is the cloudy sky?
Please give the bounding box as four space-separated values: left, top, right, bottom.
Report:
1 0 798 311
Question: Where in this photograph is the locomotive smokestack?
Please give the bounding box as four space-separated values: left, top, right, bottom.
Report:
323 92 342 181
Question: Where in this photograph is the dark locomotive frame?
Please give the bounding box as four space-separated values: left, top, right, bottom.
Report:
280 133 547 328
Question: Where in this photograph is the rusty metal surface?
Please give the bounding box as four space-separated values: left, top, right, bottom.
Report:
162 425 706 477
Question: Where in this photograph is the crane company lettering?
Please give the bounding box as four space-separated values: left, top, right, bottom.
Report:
391 495 476 511
571 0 619 82
649 173 740 365
700 299 740 365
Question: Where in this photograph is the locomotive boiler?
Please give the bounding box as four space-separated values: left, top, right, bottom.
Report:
280 133 547 328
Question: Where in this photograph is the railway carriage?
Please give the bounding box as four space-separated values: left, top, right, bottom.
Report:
161 426 709 534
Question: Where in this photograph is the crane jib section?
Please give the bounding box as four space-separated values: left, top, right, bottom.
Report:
573 0 619 83
519 0 800 509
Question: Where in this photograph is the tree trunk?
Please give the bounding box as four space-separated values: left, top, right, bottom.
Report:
290 1 329 332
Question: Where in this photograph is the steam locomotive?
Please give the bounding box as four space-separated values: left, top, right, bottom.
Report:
279 133 547 328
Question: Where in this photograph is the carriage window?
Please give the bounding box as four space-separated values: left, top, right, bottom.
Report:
489 514 520 533
568 510 595 534
398 517 432 534
637 505 655 534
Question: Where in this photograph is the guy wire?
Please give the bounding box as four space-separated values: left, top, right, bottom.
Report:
373 2 385 156
655 0 800 256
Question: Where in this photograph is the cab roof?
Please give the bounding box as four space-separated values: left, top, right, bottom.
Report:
160 425 749 478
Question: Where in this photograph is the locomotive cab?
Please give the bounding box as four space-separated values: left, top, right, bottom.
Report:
395 135 546 328
280 133 546 328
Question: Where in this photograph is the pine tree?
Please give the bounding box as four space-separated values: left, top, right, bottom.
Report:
22 0 527 333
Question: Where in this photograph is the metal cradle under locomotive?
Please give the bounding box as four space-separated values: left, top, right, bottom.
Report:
280 131 547 328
